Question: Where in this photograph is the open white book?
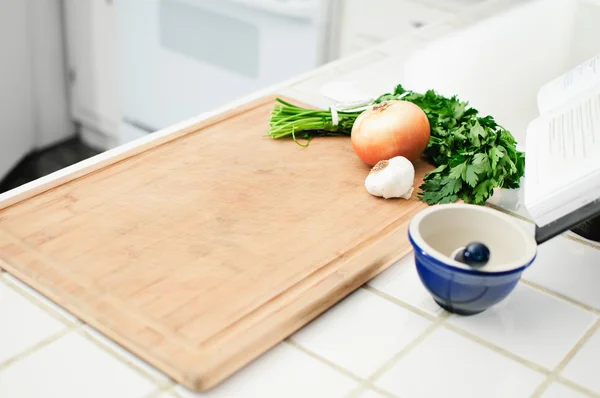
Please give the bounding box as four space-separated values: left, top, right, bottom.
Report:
525 53 600 243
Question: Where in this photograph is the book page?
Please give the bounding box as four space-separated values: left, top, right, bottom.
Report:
526 86 600 222
537 53 600 115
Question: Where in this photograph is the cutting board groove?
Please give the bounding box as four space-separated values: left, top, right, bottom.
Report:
0 95 432 390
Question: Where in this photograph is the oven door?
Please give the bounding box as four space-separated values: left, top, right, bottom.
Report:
117 0 329 132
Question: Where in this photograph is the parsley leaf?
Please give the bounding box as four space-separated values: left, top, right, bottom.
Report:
429 164 447 174
473 153 490 171
449 162 467 180
489 146 505 170
440 177 462 196
465 164 479 188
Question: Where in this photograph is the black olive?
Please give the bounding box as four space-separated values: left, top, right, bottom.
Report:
454 242 490 268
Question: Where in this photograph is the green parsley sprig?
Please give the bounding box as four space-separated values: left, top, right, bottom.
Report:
268 84 525 205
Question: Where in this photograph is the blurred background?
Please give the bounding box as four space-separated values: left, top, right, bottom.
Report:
0 0 486 192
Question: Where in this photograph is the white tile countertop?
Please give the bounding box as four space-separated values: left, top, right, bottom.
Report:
2 1 600 397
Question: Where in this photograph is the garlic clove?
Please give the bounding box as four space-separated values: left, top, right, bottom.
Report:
365 156 415 199
400 187 414 200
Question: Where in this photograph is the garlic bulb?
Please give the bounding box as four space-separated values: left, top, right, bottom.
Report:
365 156 415 199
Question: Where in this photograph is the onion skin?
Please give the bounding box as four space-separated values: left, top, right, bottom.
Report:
351 100 430 166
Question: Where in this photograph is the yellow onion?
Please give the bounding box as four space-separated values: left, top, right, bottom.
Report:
351 100 430 166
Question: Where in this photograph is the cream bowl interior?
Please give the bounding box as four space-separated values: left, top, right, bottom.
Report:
409 204 537 273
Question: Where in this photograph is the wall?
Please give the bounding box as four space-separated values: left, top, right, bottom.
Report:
0 0 73 180
0 0 35 180
29 0 75 149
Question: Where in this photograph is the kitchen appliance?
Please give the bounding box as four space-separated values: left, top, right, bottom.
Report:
116 0 336 142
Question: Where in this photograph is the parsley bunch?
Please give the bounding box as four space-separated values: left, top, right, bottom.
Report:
389 85 525 205
268 84 525 205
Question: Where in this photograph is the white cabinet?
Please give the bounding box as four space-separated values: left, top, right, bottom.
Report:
337 0 452 57
63 0 120 150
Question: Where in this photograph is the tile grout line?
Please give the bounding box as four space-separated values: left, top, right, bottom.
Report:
361 313 450 394
76 327 174 389
364 265 600 396
442 322 552 375
0 327 74 372
365 280 595 384
0 274 82 328
520 279 600 316
486 203 532 223
286 339 398 397
363 285 439 321
1 270 170 389
555 376 600 398
0 272 169 388
162 386 183 398
364 283 575 387
0 271 172 390
143 385 179 398
346 380 397 398
285 339 365 385
532 319 600 398
366 277 598 390
360 237 600 396
142 388 165 398
287 339 401 396
365 277 590 387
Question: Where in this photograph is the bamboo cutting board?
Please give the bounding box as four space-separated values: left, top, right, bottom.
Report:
0 95 432 391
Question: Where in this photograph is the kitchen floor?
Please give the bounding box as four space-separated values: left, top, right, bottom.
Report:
0 136 100 194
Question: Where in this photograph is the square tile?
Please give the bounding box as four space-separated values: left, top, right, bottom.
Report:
0 333 157 398
566 232 600 251
375 328 545 398
2 272 80 324
541 382 589 398
368 254 445 317
292 288 431 378
0 281 66 364
358 389 387 398
81 326 172 386
447 284 597 369
158 391 180 398
174 342 357 398
523 235 600 310
561 326 600 394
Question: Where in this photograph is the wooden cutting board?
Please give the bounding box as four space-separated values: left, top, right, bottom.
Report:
0 95 432 391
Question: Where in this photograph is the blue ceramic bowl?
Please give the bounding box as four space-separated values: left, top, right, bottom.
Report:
408 204 537 315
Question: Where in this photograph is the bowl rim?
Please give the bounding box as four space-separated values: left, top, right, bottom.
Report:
408 203 538 274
